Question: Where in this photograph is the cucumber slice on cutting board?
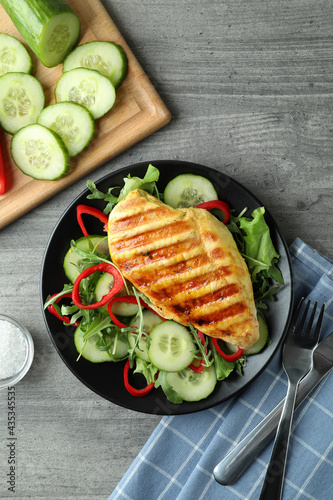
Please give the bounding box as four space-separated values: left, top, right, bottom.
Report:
0 72 45 134
63 41 128 89
74 327 128 363
63 235 109 283
11 123 70 180
55 67 116 119
0 0 80 67
164 173 218 208
166 365 217 402
0 33 33 76
37 101 95 157
148 320 195 372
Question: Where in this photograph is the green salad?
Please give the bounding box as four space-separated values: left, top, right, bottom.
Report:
44 165 284 404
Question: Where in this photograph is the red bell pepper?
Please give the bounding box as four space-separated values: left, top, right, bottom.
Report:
124 360 155 397
76 204 108 237
196 200 230 224
47 293 80 326
211 338 244 362
72 263 123 309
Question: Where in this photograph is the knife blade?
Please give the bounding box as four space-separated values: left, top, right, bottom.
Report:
214 331 333 486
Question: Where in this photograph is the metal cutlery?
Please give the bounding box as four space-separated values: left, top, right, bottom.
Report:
259 299 324 499
214 329 333 486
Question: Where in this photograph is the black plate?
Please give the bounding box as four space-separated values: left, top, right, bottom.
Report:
40 160 293 415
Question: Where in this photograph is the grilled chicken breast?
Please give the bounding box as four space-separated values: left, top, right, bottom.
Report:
108 189 259 349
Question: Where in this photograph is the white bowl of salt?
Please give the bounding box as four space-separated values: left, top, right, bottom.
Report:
0 314 34 389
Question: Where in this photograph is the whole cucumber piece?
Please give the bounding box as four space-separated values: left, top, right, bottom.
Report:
0 0 80 67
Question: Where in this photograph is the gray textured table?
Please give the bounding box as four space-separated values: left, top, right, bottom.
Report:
0 1 332 498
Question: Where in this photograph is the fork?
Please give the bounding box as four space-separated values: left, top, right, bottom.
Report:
259 299 324 500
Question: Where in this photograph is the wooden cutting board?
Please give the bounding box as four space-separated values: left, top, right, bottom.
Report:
0 0 171 230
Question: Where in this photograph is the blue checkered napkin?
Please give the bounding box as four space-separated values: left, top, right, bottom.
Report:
109 238 333 500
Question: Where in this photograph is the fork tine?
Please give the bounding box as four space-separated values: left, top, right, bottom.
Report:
304 301 318 337
289 297 305 333
294 299 311 335
311 303 325 344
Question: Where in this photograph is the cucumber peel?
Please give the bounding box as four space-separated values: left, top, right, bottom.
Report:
0 0 81 67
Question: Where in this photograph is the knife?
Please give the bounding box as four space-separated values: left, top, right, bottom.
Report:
214 331 333 486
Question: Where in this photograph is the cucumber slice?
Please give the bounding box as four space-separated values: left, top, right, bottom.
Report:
55 67 116 119
95 275 139 316
166 365 217 402
63 41 128 89
11 123 70 180
0 72 45 134
148 321 195 372
74 327 128 363
0 33 32 76
225 311 269 355
128 333 149 362
129 309 163 333
164 173 218 208
37 101 95 157
0 0 80 67
63 235 109 283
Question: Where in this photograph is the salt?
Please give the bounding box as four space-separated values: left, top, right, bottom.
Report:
0 319 27 379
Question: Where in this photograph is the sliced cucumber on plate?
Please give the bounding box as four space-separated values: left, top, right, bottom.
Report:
11 123 70 180
55 67 116 119
63 235 109 283
164 173 218 208
0 33 33 76
37 101 95 157
0 72 45 134
148 320 195 372
74 327 128 363
63 40 128 89
166 365 217 402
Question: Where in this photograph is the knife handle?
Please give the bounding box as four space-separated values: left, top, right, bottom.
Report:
213 370 324 485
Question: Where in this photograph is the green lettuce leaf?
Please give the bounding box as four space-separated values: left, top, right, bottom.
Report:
118 164 160 201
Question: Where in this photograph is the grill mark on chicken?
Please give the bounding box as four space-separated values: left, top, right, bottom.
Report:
192 302 247 327
114 237 200 272
111 207 170 232
113 220 192 252
147 266 234 300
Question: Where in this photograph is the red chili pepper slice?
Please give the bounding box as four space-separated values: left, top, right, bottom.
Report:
124 360 155 397
212 338 244 362
196 200 230 224
189 361 205 374
0 139 5 195
72 263 123 309
107 295 166 329
47 293 80 326
76 204 108 237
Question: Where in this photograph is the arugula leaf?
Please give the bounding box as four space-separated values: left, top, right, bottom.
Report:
86 181 119 214
210 341 237 381
118 164 160 201
133 358 159 385
154 371 183 404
